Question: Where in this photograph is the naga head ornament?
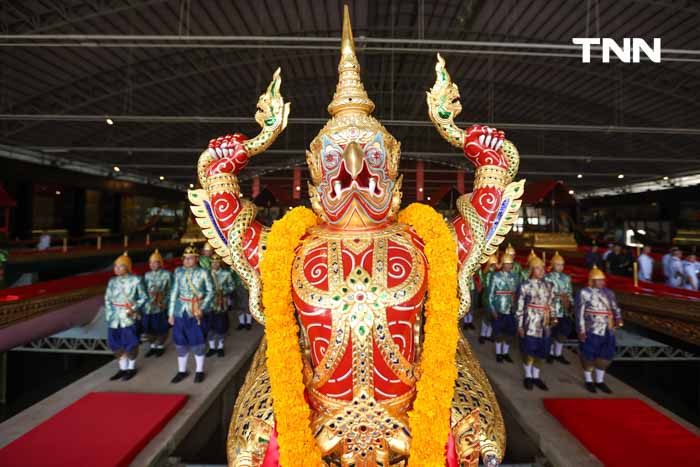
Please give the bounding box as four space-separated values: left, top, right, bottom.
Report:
307 6 401 229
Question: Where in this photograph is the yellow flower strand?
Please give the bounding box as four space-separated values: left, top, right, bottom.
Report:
260 206 322 466
399 203 460 466
260 203 459 466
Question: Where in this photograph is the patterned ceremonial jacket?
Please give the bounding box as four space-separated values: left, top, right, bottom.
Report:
515 278 554 338
168 266 215 318
479 268 497 306
143 269 172 315
104 274 148 329
544 271 573 319
211 267 235 313
486 271 520 315
575 287 622 336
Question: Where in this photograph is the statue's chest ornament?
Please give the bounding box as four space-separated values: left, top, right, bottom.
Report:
292 227 425 394
293 229 424 464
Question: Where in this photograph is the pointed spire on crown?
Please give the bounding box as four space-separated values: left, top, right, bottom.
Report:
327 5 375 117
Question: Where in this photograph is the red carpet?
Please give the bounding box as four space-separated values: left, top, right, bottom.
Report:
0 392 187 467
544 398 700 467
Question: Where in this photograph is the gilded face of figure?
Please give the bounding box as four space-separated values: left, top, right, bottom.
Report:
114 264 128 276
312 129 398 228
149 260 161 272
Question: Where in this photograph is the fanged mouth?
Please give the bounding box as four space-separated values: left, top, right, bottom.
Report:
328 160 382 201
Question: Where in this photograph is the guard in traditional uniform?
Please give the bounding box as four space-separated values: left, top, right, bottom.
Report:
516 255 554 391
207 253 235 357
478 254 499 344
168 245 215 383
545 252 573 364
236 281 253 330
199 242 214 270
104 252 148 381
461 273 479 330
575 266 624 393
143 249 172 358
487 254 520 362
521 248 538 280
504 243 524 278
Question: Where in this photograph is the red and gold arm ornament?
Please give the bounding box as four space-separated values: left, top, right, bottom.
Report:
188 68 290 324
426 53 525 322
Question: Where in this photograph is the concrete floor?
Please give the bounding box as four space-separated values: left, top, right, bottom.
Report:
0 325 263 466
464 326 700 467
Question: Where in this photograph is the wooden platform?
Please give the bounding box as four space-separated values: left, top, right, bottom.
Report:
0 326 263 466
465 328 700 467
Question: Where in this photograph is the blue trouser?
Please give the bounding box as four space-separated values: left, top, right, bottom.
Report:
580 330 616 362
209 312 230 338
108 325 140 353
142 311 169 336
173 314 208 347
551 316 573 341
520 334 551 360
493 314 517 339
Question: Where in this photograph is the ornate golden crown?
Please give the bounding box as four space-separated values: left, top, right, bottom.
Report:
114 251 132 271
182 243 199 257
550 251 565 265
149 249 163 263
306 6 401 186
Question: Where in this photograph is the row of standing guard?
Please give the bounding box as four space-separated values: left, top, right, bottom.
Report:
464 245 623 394
103 244 251 384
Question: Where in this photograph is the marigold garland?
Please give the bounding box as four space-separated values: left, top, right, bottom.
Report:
399 203 460 466
259 206 322 466
260 203 459 466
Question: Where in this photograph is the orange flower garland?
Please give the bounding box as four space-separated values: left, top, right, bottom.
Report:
399 203 460 466
259 206 322 466
260 203 459 466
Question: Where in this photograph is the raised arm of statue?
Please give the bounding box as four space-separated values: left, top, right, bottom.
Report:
188 69 290 325
426 53 524 319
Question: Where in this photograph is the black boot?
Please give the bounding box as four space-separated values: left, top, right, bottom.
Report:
171 372 188 383
532 378 549 391
596 382 612 394
245 323 252 330
496 354 504 363
236 323 245 330
503 353 514 363
217 348 225 357
145 348 158 358
556 355 571 365
110 370 126 381
546 355 554 364
478 336 486 345
122 369 137 381
585 382 597 393
523 377 533 390
194 372 205 383
155 348 166 357
206 348 217 358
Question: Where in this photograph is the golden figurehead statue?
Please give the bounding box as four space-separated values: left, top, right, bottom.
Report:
189 6 524 466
